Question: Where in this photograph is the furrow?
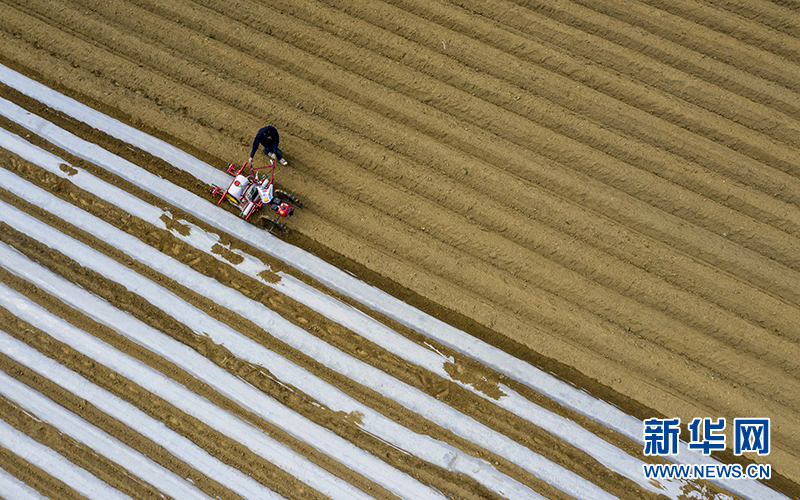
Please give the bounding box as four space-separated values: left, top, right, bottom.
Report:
6 77 800 438
3 19 796 438
158 1 800 292
0 232 456 500
287 0 800 263
448 0 800 147
5 86 761 499
503 0 800 117
366 0 800 205
0 48 792 494
6 0 800 336
0 142 625 499
0 415 134 500
0 335 293 500
130 0 800 348
0 365 223 500
6 87 800 492
569 0 800 92
0 282 387 500
707 0 800 38
371 0 800 184
1 1 799 491
36 0 800 366
23 0 800 322
0 264 363 500
0 120 673 499
0 92 764 500
630 0 800 62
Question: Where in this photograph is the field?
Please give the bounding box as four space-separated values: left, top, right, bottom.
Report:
0 0 799 499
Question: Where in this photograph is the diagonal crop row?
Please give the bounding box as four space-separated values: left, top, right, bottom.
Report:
0 96 664 496
565 0 800 91
502 0 800 115
3 0 800 480
0 125 620 500
624 0 800 62
1 0 800 454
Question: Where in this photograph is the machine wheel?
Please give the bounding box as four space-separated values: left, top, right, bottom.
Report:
275 189 304 208
261 216 289 234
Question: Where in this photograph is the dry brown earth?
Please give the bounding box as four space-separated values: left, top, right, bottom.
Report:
0 0 799 498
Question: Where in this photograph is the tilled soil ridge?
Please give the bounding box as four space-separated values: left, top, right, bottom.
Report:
0 0 799 498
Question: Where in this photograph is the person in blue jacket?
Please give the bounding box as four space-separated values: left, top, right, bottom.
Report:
248 126 288 166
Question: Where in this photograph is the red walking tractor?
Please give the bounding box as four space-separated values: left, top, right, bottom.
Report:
211 160 303 233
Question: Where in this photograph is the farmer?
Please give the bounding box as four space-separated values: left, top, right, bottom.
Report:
248 125 288 166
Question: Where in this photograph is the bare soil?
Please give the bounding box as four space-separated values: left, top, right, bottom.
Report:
1 0 799 498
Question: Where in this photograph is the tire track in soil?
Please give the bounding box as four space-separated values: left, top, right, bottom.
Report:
0 0 798 494
709 0 800 39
